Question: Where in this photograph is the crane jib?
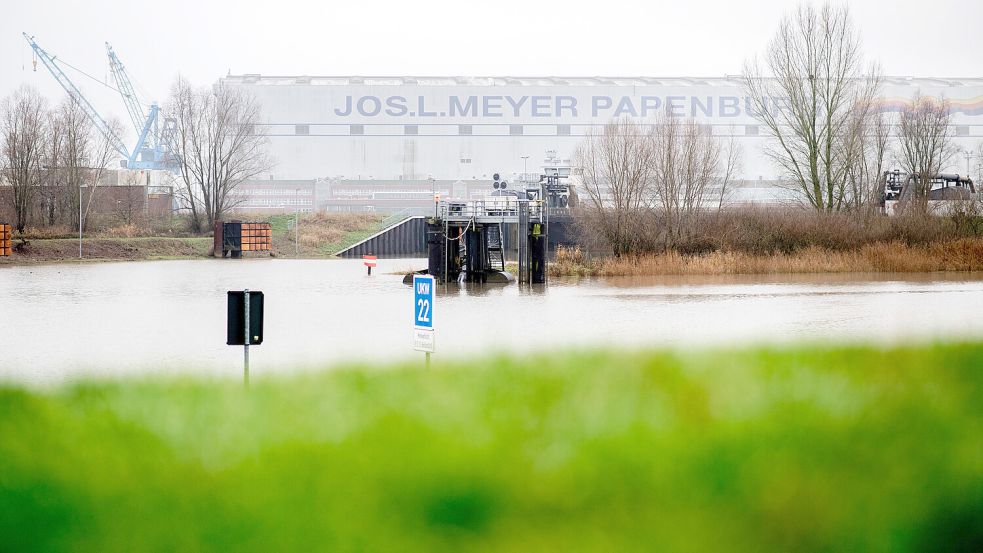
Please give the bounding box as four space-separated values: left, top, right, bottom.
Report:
23 33 130 160
23 33 178 171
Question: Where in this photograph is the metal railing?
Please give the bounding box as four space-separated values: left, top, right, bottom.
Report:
439 198 545 223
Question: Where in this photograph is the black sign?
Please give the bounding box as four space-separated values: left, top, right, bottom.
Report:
227 291 264 345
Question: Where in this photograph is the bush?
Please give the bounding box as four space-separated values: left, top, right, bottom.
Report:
582 207 978 257
98 223 143 238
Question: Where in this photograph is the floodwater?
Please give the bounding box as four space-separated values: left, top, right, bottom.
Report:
2 258 983 385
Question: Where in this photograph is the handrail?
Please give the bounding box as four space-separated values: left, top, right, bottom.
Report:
438 198 545 222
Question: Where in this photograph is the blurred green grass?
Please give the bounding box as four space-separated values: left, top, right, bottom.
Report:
1 344 982 552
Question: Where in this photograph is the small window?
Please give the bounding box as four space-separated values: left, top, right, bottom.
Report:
460 158 472 164
509 124 523 136
404 125 418 135
556 124 571 136
295 124 310 136
745 125 759 136
350 124 364 136
458 125 472 136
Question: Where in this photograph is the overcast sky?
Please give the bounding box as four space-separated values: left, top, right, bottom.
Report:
3 0 981 128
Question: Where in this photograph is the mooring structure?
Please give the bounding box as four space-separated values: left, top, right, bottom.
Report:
427 197 548 284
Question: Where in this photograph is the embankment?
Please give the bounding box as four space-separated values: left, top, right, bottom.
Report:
0 237 212 264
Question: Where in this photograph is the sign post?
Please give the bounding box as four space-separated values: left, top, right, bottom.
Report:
412 274 435 366
244 289 250 385
227 290 264 386
364 254 377 275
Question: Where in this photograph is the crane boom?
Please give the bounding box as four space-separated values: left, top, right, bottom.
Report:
22 33 129 160
105 43 146 138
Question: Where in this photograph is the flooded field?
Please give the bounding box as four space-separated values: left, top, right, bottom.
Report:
3 258 983 385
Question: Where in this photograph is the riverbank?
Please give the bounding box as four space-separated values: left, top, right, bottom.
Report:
0 236 213 264
552 238 983 276
1 343 980 551
0 213 383 265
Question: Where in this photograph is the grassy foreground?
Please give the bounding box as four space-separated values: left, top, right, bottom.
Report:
1 344 982 552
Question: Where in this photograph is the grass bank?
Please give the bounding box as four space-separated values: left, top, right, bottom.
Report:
552 238 983 277
2 343 981 552
0 213 382 265
0 236 212 264
268 211 384 256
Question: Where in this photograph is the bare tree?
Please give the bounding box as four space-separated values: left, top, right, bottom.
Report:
167 77 271 233
845 109 890 217
53 97 123 233
576 118 655 255
56 97 92 231
650 115 722 247
717 131 744 211
115 170 145 225
36 106 65 226
895 93 954 211
742 3 882 212
1 86 49 234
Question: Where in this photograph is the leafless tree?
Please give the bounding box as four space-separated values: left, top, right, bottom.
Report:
1 86 49 234
717 131 743 211
895 93 954 211
115 170 145 225
650 115 722 247
53 97 123 232
576 118 656 255
844 109 891 217
742 3 882 212
167 77 271 233
39 106 65 226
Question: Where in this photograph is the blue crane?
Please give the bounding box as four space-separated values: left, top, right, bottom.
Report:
105 43 148 137
23 33 177 171
104 42 177 171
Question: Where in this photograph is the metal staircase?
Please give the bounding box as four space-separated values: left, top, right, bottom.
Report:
486 224 505 272
456 223 505 278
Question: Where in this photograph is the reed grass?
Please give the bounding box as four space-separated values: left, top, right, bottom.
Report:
552 238 983 277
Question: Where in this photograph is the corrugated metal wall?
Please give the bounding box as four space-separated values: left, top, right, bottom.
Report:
336 216 580 259
337 216 429 258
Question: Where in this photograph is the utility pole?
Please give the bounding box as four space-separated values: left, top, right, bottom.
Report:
295 188 300 256
78 183 83 259
431 176 437 217
521 156 529 182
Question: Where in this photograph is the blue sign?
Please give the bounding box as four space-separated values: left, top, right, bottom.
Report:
413 274 435 329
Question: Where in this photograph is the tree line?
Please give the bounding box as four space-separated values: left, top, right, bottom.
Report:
577 3 983 255
0 79 270 236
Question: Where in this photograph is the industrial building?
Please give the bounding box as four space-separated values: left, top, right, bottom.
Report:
221 75 983 183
